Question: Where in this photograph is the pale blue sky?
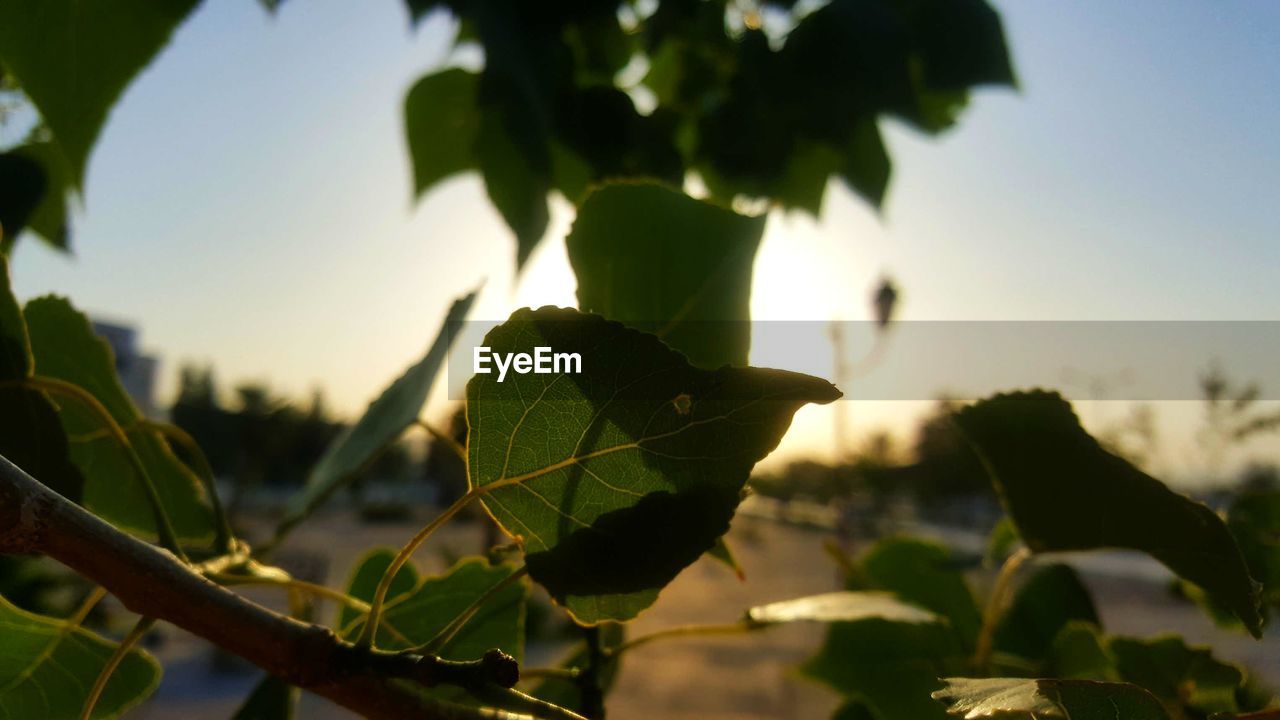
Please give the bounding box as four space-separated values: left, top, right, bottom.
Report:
7 0 1280 468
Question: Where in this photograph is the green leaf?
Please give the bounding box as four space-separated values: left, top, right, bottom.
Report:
0 0 201 185
566 183 766 369
1045 622 1117 681
8 142 72 251
0 151 45 250
859 537 983 652
340 551 527 662
932 677 1168 719
0 257 84 502
406 69 480 197
1228 491 1280 608
232 674 296 720
0 592 160 719
280 290 476 536
477 89 551 269
467 306 840 623
993 564 1099 665
801 617 964 720
984 516 1020 567
747 591 938 627
1108 635 1243 715
839 118 890 209
24 296 215 541
954 391 1263 636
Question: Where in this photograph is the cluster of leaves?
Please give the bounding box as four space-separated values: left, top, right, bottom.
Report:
806 392 1280 719
404 0 1016 268
4 2 1277 720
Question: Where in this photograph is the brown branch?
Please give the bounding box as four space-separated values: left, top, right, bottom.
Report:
0 454 535 720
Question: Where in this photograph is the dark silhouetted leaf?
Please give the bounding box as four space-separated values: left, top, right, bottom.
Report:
0 151 45 249
0 257 83 502
7 143 72 251
280 290 476 536
341 551 526 662
1109 635 1242 716
802 616 962 720
932 677 1168 719
233 674 296 720
954 391 1263 636
477 79 552 269
468 306 839 623
1045 622 1116 681
0 0 201 184
994 564 1099 664
1229 491 1280 611
0 592 160 719
24 296 215 541
860 537 983 651
406 69 480 197
566 183 766 369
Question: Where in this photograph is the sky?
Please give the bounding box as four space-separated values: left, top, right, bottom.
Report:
7 0 1280 478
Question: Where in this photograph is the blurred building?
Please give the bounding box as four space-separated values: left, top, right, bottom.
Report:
92 320 160 418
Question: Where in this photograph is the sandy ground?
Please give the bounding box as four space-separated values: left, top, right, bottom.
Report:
128 509 1279 719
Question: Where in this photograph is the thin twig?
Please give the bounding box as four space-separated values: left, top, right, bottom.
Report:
79 616 156 720
416 419 466 463
0 453 545 719
141 420 235 554
973 546 1032 672
359 487 483 647
605 622 751 657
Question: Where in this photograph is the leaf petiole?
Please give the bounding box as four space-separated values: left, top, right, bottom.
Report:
79 616 156 720
358 486 486 647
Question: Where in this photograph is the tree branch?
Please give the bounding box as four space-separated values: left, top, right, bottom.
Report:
0 454 535 720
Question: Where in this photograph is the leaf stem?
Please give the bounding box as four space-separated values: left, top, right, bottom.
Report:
416 566 529 654
605 622 751 657
17 376 187 561
79 616 156 720
416 418 466 463
359 487 484 647
209 572 373 613
142 420 235 554
973 546 1031 673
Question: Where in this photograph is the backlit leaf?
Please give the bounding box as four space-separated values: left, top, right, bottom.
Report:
932 677 1168 720
747 591 938 627
406 69 480 197
24 296 215 541
340 551 526 662
279 290 476 537
467 306 839 623
0 592 160 719
954 391 1263 636
566 183 766 369
0 0 201 184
